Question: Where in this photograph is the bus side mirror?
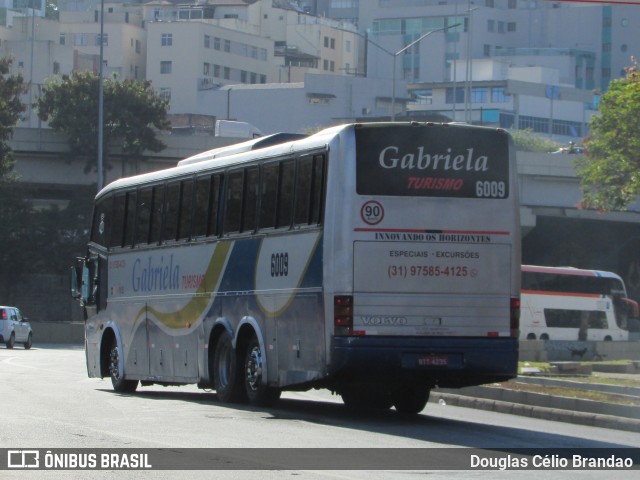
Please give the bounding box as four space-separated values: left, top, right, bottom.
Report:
70 265 79 299
70 257 90 305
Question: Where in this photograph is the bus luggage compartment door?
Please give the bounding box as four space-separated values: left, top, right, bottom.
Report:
352 241 513 338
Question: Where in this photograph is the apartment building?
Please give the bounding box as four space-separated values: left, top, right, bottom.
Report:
58 3 147 80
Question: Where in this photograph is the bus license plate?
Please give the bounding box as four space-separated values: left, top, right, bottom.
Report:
417 355 449 367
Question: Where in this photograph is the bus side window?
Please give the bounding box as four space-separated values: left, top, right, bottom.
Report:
178 178 194 240
224 170 244 234
277 160 295 229
91 195 113 248
294 156 313 226
193 175 210 237
123 191 137 248
149 184 165 245
259 162 279 230
135 188 153 245
209 175 222 236
242 167 259 233
293 154 325 227
110 194 126 248
310 154 325 225
163 181 181 242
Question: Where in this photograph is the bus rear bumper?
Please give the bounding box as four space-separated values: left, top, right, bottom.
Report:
329 336 518 389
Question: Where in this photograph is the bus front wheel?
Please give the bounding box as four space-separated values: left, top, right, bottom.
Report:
243 336 280 406
108 339 138 393
213 331 245 403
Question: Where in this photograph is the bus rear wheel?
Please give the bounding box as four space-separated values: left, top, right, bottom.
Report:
243 336 280 406
393 385 430 415
213 331 245 403
108 339 138 393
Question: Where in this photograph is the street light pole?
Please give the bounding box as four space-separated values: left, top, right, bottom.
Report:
97 0 105 192
391 23 460 121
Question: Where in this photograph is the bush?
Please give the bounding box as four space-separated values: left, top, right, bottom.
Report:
510 129 561 153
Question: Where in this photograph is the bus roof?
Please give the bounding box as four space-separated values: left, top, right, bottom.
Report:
96 127 345 200
522 265 623 280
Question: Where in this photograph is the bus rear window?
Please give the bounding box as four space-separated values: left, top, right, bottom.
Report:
355 125 509 199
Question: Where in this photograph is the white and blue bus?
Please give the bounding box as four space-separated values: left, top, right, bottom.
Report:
72 122 521 414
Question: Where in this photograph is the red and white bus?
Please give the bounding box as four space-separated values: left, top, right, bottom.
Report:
521 265 637 341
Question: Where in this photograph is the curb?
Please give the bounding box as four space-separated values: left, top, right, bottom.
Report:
429 391 640 433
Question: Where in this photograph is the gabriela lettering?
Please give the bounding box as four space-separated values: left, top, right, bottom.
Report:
379 146 489 172
132 255 180 292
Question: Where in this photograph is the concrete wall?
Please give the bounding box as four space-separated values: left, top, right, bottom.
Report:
30 321 85 345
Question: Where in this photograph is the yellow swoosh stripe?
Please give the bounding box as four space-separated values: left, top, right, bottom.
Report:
136 241 232 329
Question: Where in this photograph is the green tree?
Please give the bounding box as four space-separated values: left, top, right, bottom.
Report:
576 59 640 211
36 71 170 178
0 56 26 180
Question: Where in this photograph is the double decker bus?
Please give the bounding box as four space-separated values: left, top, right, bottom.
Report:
72 122 521 414
520 265 637 341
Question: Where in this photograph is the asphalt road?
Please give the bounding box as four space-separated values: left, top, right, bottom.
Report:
1 345 639 479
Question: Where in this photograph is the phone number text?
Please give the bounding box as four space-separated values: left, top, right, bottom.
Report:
387 265 472 278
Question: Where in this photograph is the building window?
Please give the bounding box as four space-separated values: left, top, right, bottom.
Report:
59 33 66 45
491 87 507 102
508 0 517 8
472 87 489 103
136 40 141 54
74 34 88 46
214 37 221 50
224 40 231 52
214 64 220 77
413 89 433 104
203 63 211 76
224 67 230 80
446 87 465 103
204 35 210 48
484 44 491 57
161 34 172 46
507 22 516 32
160 61 172 74
488 20 495 33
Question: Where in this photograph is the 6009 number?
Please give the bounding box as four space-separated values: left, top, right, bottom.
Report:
271 252 289 277
475 181 506 198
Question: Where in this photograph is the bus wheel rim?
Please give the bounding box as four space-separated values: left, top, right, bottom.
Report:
246 346 262 391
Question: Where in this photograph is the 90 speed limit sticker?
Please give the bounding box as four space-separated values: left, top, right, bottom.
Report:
361 200 384 225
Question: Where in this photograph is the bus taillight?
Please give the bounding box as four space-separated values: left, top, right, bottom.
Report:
334 295 353 336
510 297 521 337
